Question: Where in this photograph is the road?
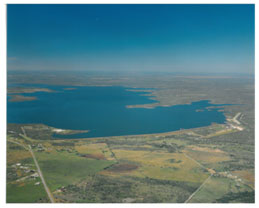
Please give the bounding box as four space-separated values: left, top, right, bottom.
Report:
28 145 55 203
184 174 212 203
183 152 207 170
7 139 29 150
21 126 27 137
7 139 55 202
232 112 241 124
183 152 214 203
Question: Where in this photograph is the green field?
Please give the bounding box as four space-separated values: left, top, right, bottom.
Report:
189 176 254 203
7 180 49 203
35 151 116 191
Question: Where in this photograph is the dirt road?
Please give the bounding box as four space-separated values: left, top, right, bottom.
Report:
184 174 212 203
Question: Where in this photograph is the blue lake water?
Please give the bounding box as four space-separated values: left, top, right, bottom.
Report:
7 85 229 138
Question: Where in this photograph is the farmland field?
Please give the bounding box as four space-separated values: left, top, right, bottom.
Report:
35 151 116 191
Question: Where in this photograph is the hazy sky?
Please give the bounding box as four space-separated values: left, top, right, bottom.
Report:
7 4 254 74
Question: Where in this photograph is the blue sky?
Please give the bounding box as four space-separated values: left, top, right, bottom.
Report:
7 4 254 74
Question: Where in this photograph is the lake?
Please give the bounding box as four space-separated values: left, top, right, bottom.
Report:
7 85 229 138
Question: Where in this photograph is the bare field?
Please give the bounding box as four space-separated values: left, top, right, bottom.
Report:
183 146 231 164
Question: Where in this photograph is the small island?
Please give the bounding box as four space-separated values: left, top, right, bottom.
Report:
9 95 37 102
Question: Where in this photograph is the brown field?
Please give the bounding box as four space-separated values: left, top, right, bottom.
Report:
183 146 230 164
107 163 139 172
75 142 114 161
203 129 236 139
232 169 255 189
82 153 106 160
187 146 224 153
7 150 31 164
100 149 209 183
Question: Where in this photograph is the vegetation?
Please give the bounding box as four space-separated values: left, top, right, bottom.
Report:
6 74 254 203
215 191 255 203
189 176 253 203
7 180 49 203
35 151 116 191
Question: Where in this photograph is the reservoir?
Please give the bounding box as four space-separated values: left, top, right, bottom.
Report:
7 85 229 138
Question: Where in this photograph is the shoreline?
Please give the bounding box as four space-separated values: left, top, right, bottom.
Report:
50 124 218 141
7 83 235 110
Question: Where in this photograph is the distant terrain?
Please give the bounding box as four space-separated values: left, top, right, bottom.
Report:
7 71 254 203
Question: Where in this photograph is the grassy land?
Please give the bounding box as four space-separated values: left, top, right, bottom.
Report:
55 174 200 203
183 146 231 165
7 118 254 203
7 180 49 203
231 169 255 189
75 142 115 161
6 142 48 203
7 146 31 165
189 176 253 203
100 149 209 183
35 151 116 191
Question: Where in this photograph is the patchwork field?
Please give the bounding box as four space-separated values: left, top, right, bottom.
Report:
75 142 115 161
100 149 209 183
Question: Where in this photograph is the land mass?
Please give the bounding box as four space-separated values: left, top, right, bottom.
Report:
8 87 54 94
8 87 55 102
6 72 254 203
9 95 37 102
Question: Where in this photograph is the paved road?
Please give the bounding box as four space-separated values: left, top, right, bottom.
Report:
233 112 241 124
28 145 55 203
7 139 55 202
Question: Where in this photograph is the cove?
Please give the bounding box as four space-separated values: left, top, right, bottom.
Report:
7 85 230 138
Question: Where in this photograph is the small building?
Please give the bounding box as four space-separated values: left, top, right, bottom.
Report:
30 173 39 179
